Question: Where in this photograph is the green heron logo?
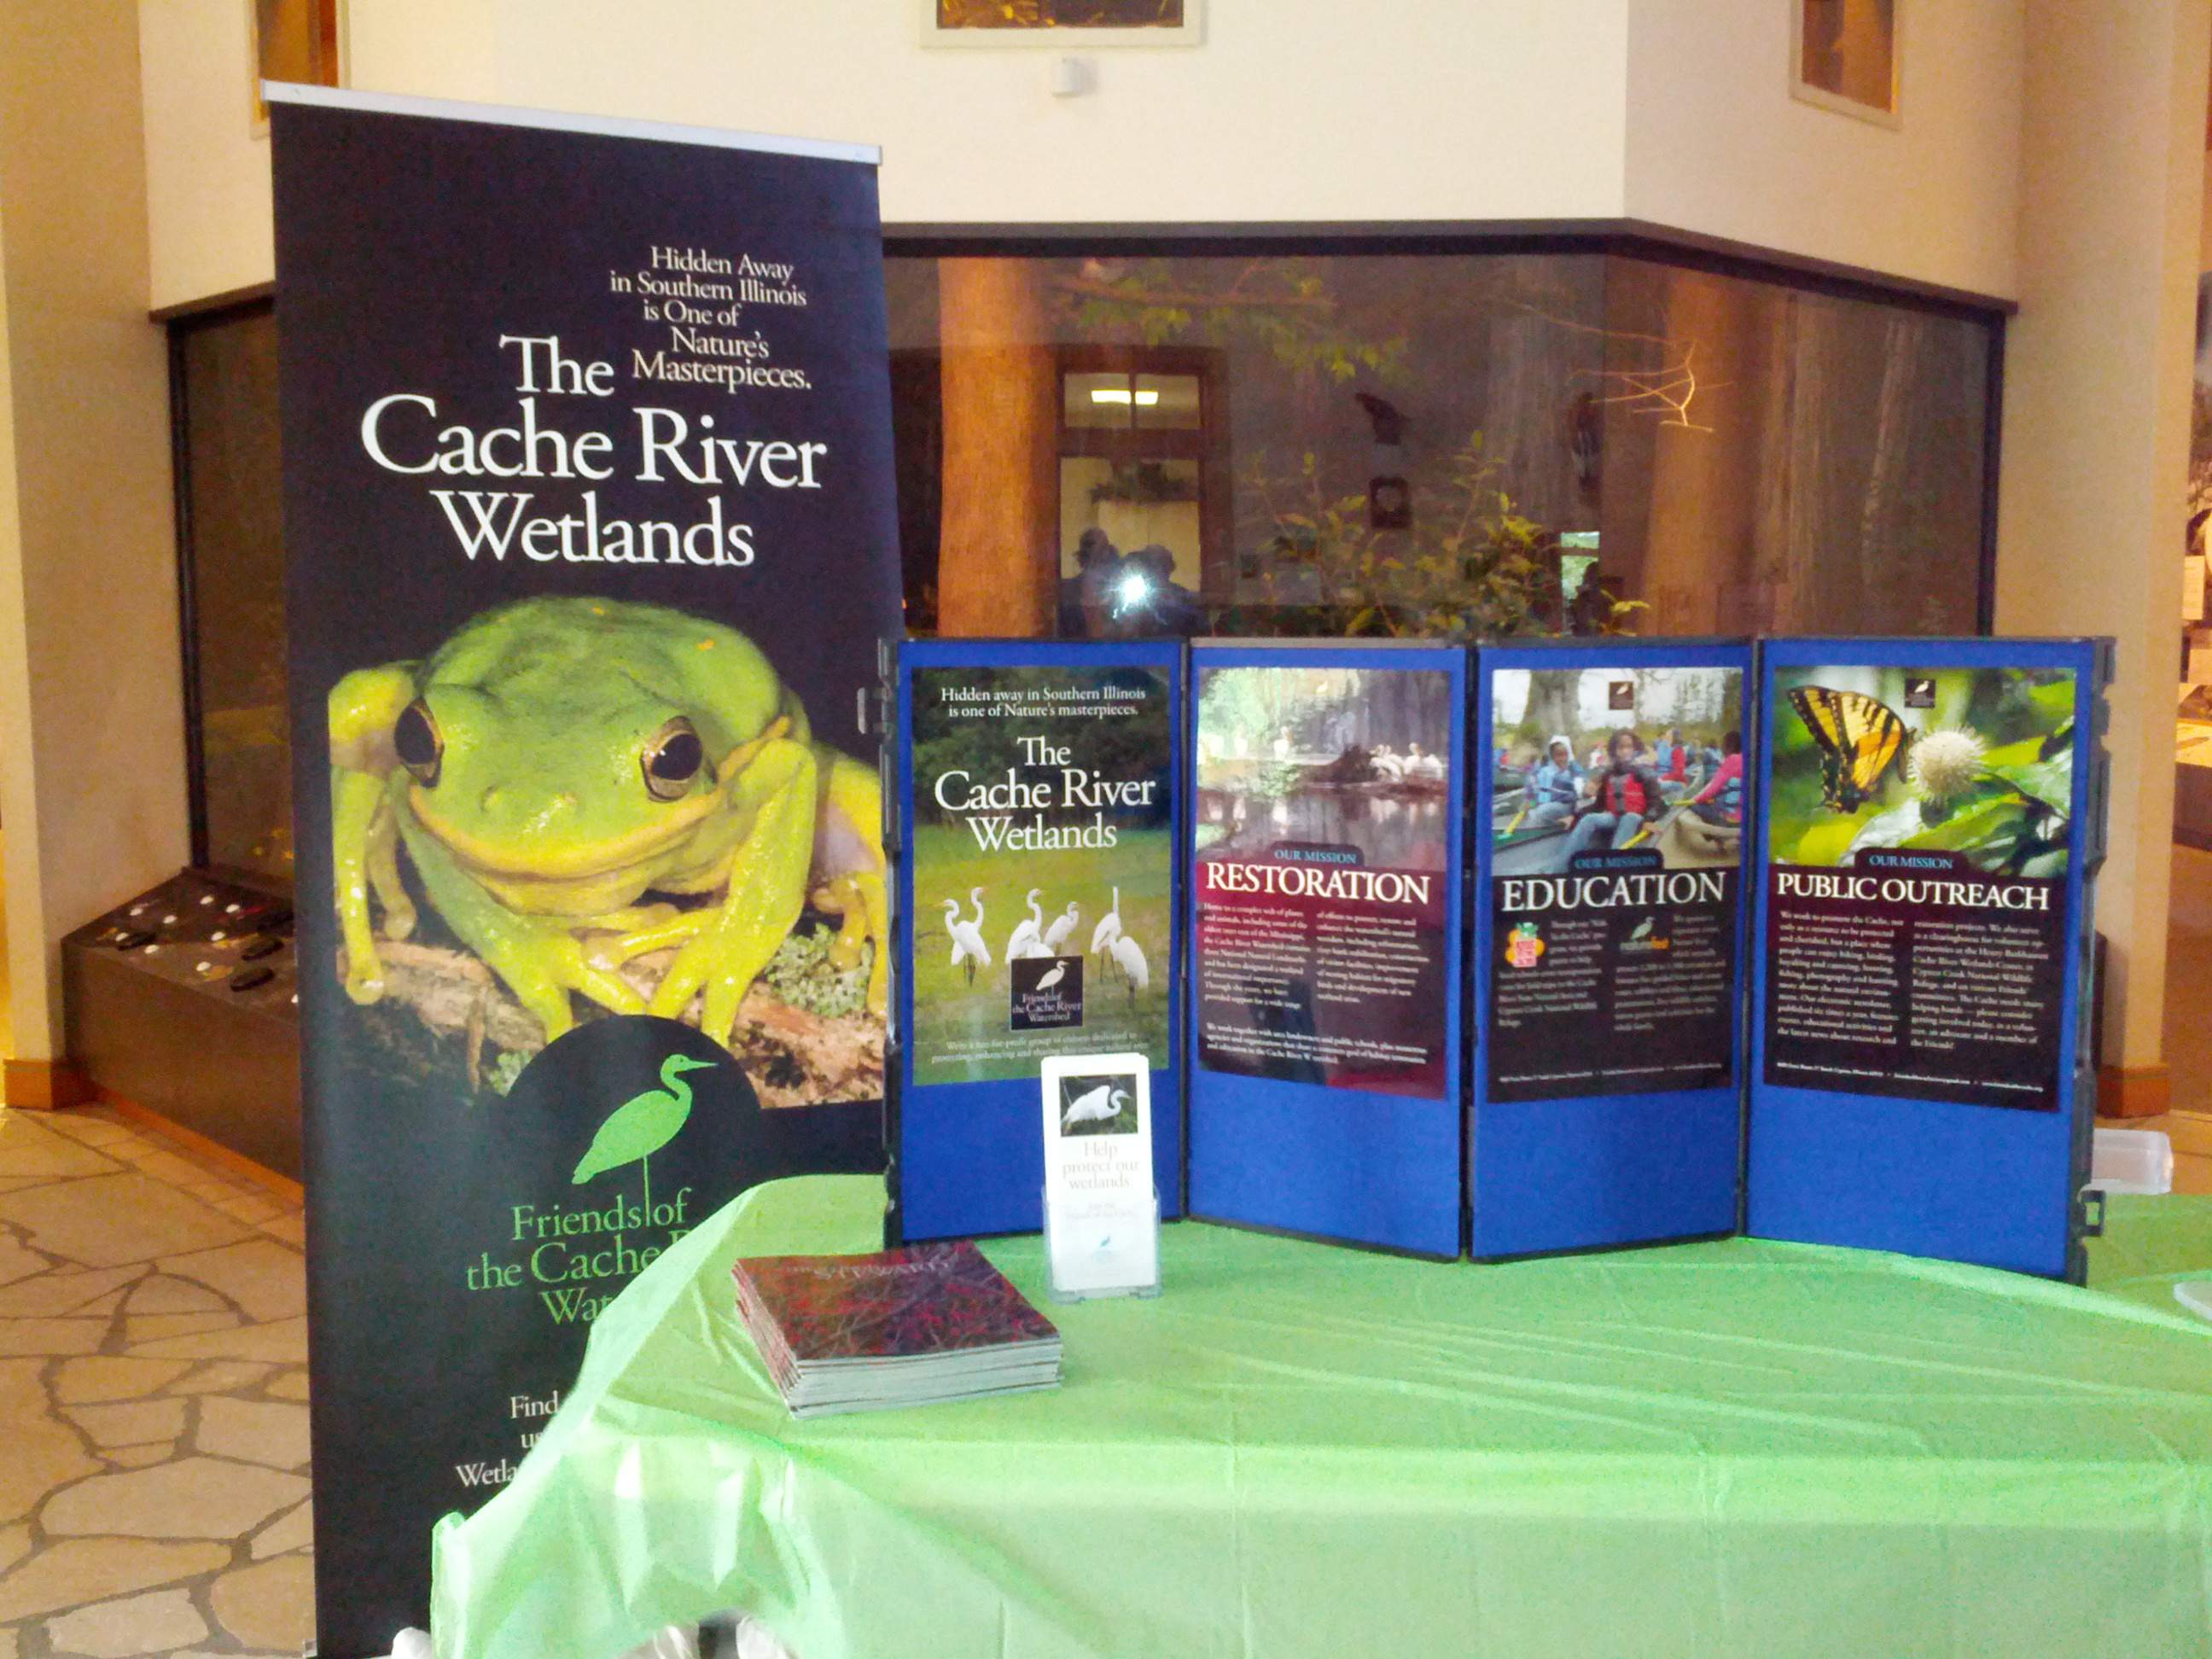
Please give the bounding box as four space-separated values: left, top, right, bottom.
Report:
571 1053 717 1220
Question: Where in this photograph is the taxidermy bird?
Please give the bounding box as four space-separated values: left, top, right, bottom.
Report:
1353 390 1408 447
1062 1083 1129 1129
571 1053 716 1220
1044 901 1081 953
1091 888 1123 961
1034 960 1068 992
1108 933 1149 1000
945 891 992 983
1006 888 1045 963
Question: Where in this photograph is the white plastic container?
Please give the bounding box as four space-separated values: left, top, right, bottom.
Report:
2088 1127 2174 1196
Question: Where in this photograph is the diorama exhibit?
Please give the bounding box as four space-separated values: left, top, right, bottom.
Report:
14 6 2212 1658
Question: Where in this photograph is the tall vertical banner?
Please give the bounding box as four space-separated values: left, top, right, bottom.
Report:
1745 637 2110 1281
1470 640 1752 1259
271 88 900 1654
1183 641 1467 1258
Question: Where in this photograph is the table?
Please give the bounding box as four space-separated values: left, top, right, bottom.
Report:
430 1182 2212 1659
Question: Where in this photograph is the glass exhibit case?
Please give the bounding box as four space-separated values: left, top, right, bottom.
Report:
883 243 1998 642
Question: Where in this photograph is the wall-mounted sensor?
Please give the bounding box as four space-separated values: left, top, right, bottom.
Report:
1051 56 1094 97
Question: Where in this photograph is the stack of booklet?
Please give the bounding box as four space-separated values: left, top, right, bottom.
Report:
731 1240 1062 1417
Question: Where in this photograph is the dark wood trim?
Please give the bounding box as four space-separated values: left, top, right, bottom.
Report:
168 320 209 866
150 280 275 325
3 1059 92 1110
159 222 2017 328
880 219 2017 323
2097 1064 2172 1120
97 1088 306 1202
1976 315 2008 636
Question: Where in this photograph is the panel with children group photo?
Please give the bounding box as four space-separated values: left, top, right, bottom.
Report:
1485 665 1746 1104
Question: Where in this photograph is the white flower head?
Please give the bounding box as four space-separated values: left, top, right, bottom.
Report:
1907 727 1984 803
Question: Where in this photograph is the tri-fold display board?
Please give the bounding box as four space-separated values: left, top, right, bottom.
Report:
889 639 1184 1243
889 634 2110 1282
1185 641 1468 1258
1470 639 1753 1260
1746 637 2110 1281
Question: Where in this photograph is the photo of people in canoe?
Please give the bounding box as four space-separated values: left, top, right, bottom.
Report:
1490 666 1744 876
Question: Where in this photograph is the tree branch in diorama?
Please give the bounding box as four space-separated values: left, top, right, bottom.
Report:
1504 300 1728 433
347 936 883 1109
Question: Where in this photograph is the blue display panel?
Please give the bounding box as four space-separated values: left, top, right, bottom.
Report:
1470 639 1754 1260
1183 642 1467 1258
890 639 1184 1243
1745 637 2110 1281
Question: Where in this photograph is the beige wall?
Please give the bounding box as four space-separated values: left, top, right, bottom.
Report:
1996 0 2209 1073
146 0 1649 312
0 0 187 1061
141 2 2041 311
1625 0 2023 298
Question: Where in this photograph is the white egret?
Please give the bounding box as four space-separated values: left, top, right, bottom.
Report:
1090 887 1123 960
1108 932 1149 999
1034 960 1068 992
1044 900 1081 953
945 891 992 983
1005 888 1045 963
1062 1083 1130 1129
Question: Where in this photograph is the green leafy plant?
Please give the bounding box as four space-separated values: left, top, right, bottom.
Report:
1225 431 1641 641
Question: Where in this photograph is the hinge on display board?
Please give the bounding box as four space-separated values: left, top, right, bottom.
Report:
2075 1185 2107 1239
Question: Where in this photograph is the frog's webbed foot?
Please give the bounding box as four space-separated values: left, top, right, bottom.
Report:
333 768 395 1005
814 748 889 1015
470 928 650 1045
649 737 816 1048
393 813 646 1044
585 907 710 970
505 936 649 1041
366 794 417 941
812 870 888 1014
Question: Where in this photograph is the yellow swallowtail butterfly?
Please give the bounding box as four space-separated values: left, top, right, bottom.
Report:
1789 686 1907 812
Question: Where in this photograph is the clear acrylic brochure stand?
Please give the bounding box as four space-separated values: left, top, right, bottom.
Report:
1041 1185 1161 1303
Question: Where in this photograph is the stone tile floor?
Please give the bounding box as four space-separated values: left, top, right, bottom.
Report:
0 1104 311 1659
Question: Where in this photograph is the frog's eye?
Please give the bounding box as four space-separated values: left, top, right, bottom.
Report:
394 700 442 787
643 719 706 801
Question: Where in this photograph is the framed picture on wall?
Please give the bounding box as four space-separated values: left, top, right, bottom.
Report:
251 0 342 132
923 0 1202 48
1790 0 1900 128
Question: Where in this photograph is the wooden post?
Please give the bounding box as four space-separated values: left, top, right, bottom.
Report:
934 259 1058 637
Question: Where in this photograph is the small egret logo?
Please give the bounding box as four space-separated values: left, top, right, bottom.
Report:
1621 914 1670 953
1010 954 1082 1032
1505 921 1545 969
571 1053 716 1218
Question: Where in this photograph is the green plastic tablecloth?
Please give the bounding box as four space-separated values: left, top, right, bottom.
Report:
431 1183 2212 1659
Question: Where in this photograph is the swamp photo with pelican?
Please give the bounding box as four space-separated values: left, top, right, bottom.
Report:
910 664 1175 1086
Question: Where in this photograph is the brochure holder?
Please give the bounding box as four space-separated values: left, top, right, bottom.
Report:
1744 636 2111 1282
1041 1185 1163 1303
1469 638 1754 1260
888 639 1185 1244
1183 640 1468 1258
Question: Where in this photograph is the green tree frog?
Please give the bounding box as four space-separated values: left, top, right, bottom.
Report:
328 596 886 1051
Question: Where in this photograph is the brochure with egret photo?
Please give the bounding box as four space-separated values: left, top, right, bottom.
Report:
1039 1053 1159 1298
907 662 1174 1086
